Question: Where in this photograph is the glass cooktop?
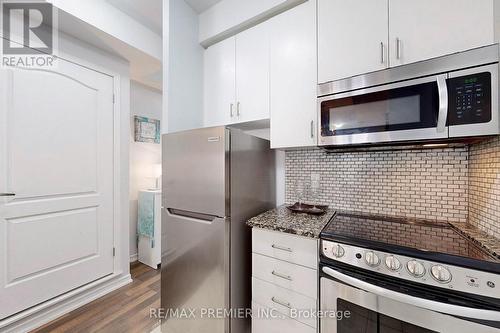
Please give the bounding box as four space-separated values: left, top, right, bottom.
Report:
321 212 500 265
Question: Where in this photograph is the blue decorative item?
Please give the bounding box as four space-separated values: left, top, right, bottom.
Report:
134 116 160 144
138 191 155 247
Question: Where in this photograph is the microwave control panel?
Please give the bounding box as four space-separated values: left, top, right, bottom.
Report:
447 72 491 126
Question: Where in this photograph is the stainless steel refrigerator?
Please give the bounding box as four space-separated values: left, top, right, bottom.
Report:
161 126 275 333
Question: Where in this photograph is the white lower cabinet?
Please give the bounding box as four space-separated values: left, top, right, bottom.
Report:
252 254 317 298
252 228 318 332
252 302 316 333
252 228 317 269
253 277 317 328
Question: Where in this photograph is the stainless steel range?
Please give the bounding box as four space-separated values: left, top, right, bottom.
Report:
319 212 500 332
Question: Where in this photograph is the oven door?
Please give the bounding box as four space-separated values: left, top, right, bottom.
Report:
321 266 500 333
318 74 449 146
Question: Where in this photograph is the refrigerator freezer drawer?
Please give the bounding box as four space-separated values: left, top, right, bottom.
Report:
161 208 228 333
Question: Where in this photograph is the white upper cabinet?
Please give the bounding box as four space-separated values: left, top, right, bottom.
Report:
318 0 496 83
203 37 236 127
318 0 389 84
235 22 270 123
389 0 495 67
203 24 270 127
269 0 317 149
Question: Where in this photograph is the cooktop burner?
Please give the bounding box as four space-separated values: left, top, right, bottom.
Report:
321 212 500 269
320 212 500 302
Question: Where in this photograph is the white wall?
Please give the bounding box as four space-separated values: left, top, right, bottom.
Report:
45 0 162 60
198 0 305 47
164 0 204 133
129 82 163 259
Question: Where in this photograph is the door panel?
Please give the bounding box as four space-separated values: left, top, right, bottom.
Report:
6 208 98 282
0 59 114 319
163 126 227 217
269 0 317 149
161 210 227 333
318 0 389 83
204 37 236 127
235 21 270 123
7 69 98 197
389 0 494 67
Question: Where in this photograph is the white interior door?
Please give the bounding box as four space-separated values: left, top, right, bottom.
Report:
0 58 115 320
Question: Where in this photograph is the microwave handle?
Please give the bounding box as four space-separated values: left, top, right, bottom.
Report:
323 266 500 321
436 75 448 133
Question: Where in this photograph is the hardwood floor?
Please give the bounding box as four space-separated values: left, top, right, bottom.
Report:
31 262 161 333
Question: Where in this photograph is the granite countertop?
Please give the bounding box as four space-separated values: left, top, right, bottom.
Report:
246 205 500 258
247 205 335 238
451 222 500 260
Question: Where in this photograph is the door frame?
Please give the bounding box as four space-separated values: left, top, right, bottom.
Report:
0 35 131 331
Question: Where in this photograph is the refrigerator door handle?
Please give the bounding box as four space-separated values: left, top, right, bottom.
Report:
166 208 223 224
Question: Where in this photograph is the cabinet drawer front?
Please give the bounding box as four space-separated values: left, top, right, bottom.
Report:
252 253 317 298
252 277 317 329
252 301 316 333
252 228 318 269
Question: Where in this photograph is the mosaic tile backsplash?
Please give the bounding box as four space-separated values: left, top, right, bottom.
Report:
285 147 470 223
469 137 500 239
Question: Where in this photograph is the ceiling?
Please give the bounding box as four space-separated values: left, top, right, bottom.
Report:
184 0 223 13
58 10 162 90
106 0 163 35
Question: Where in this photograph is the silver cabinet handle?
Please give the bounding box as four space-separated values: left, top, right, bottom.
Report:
271 297 291 309
436 75 448 133
0 193 15 197
396 38 402 60
310 120 314 138
272 244 293 252
236 102 241 117
380 42 385 64
230 103 234 117
272 270 293 281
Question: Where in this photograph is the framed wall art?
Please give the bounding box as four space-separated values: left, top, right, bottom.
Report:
134 116 160 144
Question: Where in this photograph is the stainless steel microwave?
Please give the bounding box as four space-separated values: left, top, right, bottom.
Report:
317 44 499 147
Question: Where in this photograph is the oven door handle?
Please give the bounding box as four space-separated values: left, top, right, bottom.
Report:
436 74 448 134
323 267 500 321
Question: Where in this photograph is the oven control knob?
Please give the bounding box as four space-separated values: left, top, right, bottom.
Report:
430 265 452 283
406 260 426 277
331 244 345 258
365 251 380 267
385 256 401 271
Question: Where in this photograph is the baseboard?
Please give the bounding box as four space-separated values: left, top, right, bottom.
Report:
0 274 132 333
130 253 138 262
